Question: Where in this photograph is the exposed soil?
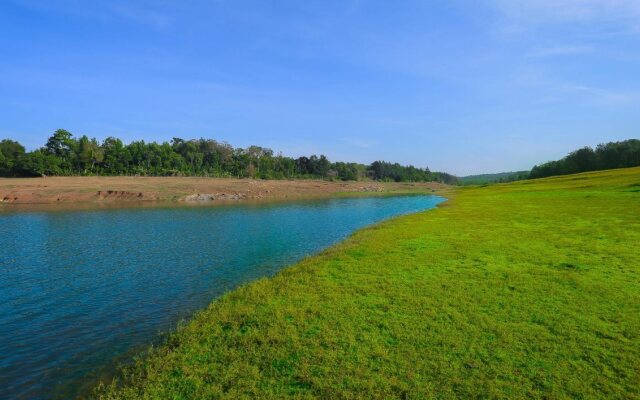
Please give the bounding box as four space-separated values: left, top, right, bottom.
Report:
0 176 448 205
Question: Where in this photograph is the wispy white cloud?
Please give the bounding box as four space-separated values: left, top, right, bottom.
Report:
514 67 640 106
525 45 593 58
364 117 412 126
343 138 377 150
109 3 172 30
492 0 640 21
9 0 172 30
558 83 640 105
490 0 640 34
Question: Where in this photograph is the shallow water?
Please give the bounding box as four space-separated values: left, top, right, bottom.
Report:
0 195 444 399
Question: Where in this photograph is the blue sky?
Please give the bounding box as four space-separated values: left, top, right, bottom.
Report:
1 0 639 175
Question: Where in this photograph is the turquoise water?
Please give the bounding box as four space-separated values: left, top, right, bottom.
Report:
0 195 444 399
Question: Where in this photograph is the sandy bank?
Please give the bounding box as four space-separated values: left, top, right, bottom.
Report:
0 176 448 205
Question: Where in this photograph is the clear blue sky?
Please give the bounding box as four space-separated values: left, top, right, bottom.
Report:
1 0 639 175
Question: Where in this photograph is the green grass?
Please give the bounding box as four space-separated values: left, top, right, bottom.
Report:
98 167 640 399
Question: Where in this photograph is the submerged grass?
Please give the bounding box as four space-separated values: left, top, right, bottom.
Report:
98 168 640 399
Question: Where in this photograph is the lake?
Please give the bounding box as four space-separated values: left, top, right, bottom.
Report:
0 195 444 399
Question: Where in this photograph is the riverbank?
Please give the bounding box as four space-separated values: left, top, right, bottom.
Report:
0 176 448 205
100 167 640 399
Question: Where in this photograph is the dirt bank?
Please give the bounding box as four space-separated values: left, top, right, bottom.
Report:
0 177 448 205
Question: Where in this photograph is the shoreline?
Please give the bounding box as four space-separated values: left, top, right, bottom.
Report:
95 167 640 399
68 194 450 399
0 176 450 207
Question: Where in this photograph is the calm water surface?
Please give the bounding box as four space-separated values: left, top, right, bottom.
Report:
0 195 444 399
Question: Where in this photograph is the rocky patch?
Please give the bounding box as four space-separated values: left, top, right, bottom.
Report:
1 194 19 203
96 190 156 201
183 193 248 202
358 186 384 192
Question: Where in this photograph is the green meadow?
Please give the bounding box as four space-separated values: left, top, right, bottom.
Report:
100 167 640 399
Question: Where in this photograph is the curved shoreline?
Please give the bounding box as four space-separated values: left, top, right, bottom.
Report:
63 196 450 399
76 196 452 399
1 194 446 399
96 168 640 399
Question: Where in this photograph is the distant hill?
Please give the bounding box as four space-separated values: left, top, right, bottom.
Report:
458 171 530 186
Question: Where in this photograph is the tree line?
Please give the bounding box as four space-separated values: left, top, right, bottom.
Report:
458 171 531 186
460 139 640 184
0 129 458 184
530 139 640 179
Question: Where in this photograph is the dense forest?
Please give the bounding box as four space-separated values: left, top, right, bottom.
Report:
0 129 457 184
530 139 640 179
463 139 640 184
2 131 636 184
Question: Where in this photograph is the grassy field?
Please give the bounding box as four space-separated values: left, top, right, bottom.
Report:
99 168 640 399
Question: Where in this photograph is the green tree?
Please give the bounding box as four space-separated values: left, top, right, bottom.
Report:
102 137 128 174
45 129 74 157
0 129 461 182
15 150 62 176
77 136 104 174
45 129 77 173
0 149 6 176
0 139 26 176
530 139 640 179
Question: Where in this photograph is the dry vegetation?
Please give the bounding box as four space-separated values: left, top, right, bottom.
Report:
0 176 447 205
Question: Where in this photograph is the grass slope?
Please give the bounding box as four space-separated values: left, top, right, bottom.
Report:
99 168 640 399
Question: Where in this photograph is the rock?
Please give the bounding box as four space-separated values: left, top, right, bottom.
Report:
183 193 248 202
358 186 384 192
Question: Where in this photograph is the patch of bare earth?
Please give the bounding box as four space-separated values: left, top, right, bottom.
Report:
0 176 448 205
